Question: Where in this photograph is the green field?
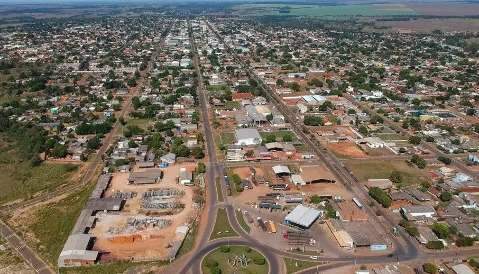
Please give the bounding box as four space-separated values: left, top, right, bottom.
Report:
345 159 430 186
284 257 324 274
0 141 79 204
210 208 238 240
260 130 296 142
202 245 268 274
126 118 153 131
233 3 417 18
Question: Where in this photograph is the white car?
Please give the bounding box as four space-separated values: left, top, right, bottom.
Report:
309 256 318 260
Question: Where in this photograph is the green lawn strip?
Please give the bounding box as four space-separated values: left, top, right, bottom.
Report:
127 118 152 130
216 177 224 202
28 183 95 265
344 159 430 186
202 245 268 274
177 220 198 257
59 260 168 274
260 130 296 142
284 257 325 274
235 210 250 233
210 208 238 240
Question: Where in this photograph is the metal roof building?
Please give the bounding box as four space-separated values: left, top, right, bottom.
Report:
58 234 98 267
284 204 322 229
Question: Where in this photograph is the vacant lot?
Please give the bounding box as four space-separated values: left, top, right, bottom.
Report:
0 140 79 204
23 183 94 265
202 245 268 274
327 142 366 158
345 159 430 186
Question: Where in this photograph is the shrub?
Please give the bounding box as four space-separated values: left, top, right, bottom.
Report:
423 263 438 274
253 257 266 265
431 222 450 239
220 246 230 253
426 240 444 249
368 187 392 208
205 259 219 268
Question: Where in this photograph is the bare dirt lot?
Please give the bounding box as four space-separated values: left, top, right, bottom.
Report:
327 142 367 158
90 163 198 261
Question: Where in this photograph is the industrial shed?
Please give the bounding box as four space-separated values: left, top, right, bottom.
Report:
284 204 322 229
58 234 98 267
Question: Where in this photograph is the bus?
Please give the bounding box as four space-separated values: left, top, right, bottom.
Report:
352 197 363 209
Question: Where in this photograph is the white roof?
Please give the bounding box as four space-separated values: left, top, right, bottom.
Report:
285 204 321 228
235 128 261 141
291 174 305 185
272 165 290 174
452 264 475 274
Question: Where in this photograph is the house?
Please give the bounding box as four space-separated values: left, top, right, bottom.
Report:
235 128 262 146
179 168 193 185
401 205 436 221
416 226 438 244
160 153 176 165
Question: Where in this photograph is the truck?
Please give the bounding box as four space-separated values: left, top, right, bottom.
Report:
257 217 267 231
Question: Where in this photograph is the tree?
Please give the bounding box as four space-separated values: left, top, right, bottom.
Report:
423 263 438 274
359 125 368 136
411 154 427 169
87 136 101 150
196 162 206 174
437 156 451 165
50 144 68 158
389 171 402 185
431 222 450 239
368 187 392 208
303 115 323 126
439 191 452 202
408 135 421 145
192 147 205 159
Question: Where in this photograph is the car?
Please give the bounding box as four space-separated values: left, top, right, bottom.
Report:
309 256 318 260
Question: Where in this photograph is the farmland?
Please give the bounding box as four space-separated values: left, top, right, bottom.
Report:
232 3 416 18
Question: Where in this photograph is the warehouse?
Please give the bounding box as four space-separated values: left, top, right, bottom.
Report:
284 204 322 229
58 234 98 267
235 128 262 146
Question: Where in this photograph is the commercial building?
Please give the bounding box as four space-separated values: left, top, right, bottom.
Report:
235 128 262 146
284 204 322 229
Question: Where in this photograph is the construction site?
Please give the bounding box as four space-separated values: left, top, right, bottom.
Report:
59 163 198 266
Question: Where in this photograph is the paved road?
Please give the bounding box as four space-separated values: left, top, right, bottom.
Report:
0 220 53 274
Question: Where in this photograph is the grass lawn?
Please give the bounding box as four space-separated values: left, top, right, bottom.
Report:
28 183 94 265
202 245 268 274
220 132 235 145
127 118 153 130
0 141 79 204
210 208 238 240
177 221 198 257
59 260 168 274
374 133 407 141
284 257 324 274
235 210 251 233
345 159 430 186
216 177 224 202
